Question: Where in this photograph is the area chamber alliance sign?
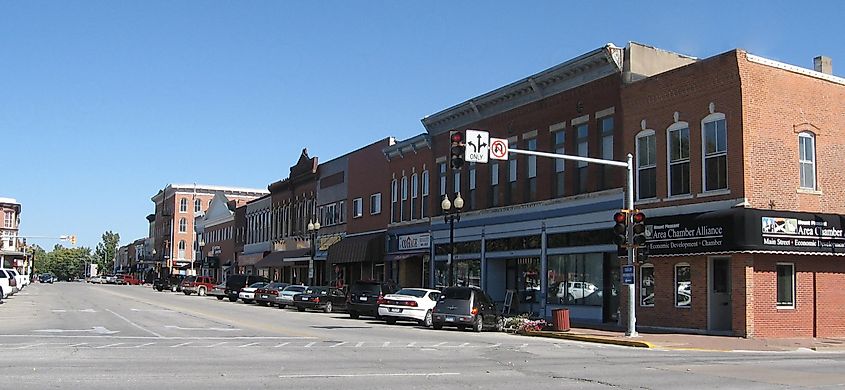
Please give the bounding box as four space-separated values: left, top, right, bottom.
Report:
761 215 845 250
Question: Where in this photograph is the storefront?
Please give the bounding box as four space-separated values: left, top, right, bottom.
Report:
385 229 431 288
326 232 386 287
256 248 319 285
637 207 845 338
430 191 623 323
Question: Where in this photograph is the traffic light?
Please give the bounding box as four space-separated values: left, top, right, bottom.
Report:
70 235 77 246
612 211 629 247
636 246 649 263
632 211 646 246
449 130 465 169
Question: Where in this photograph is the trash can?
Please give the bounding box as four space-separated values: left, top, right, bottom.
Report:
552 308 570 332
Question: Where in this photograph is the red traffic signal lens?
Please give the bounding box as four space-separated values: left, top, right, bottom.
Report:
450 131 463 143
632 212 645 223
613 212 627 223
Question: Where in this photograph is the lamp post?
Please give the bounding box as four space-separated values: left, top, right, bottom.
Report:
197 239 205 277
307 220 320 286
441 192 464 287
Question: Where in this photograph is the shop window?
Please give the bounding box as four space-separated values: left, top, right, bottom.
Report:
776 263 795 308
485 235 541 252
546 229 613 248
546 253 604 306
675 263 691 307
668 122 691 196
640 264 654 307
636 130 657 199
435 259 480 288
506 258 540 303
434 241 481 256
799 132 816 190
702 114 728 191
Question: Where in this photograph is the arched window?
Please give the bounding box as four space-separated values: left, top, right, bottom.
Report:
640 264 655 307
179 218 187 232
701 113 728 191
667 122 690 196
636 130 656 199
179 198 188 213
799 131 816 189
195 199 202 213
178 240 186 259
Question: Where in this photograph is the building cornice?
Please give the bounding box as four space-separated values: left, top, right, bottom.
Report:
383 134 431 160
746 53 845 86
421 44 624 136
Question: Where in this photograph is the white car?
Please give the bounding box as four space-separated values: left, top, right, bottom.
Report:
275 285 308 309
6 269 26 291
378 288 441 327
88 275 107 284
0 269 16 298
237 282 268 304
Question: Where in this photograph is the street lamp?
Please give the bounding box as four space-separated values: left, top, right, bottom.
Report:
307 220 320 286
441 192 464 287
197 239 205 277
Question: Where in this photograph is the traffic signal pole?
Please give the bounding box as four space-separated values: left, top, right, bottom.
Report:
508 149 638 337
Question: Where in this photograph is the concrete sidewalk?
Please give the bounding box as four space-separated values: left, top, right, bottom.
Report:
523 326 845 352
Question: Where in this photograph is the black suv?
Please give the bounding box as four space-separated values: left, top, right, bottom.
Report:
347 280 398 319
432 286 502 332
153 276 184 292
224 274 269 302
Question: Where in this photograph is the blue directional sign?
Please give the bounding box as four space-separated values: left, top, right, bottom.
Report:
621 265 635 285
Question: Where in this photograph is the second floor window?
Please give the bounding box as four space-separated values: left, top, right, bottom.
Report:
179 218 187 232
576 124 589 193
421 170 429 218
703 116 728 191
178 240 186 258
668 123 691 196
600 116 614 189
194 198 202 213
636 131 657 199
490 162 500 207
553 130 565 197
526 137 537 201
353 198 363 218
180 198 187 213
799 132 816 190
439 162 447 197
370 193 382 215
3 211 12 228
411 173 418 219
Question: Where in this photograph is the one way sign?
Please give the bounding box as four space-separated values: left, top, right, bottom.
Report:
464 130 489 163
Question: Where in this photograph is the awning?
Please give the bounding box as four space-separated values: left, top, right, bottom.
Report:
256 248 311 268
327 233 385 264
237 252 265 266
384 251 428 261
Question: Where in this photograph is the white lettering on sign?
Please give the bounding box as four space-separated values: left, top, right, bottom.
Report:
398 233 430 251
489 137 508 160
464 130 489 163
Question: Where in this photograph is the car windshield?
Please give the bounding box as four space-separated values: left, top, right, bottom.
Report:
284 286 307 293
305 287 327 294
350 282 380 294
394 288 428 298
267 282 287 289
183 276 196 282
442 288 472 300
248 282 267 288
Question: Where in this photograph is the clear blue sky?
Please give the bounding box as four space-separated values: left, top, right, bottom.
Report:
2 1 843 249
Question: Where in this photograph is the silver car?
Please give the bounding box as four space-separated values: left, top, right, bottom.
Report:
275 285 308 309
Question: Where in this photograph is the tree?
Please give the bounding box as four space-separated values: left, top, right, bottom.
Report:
94 231 120 274
40 245 94 280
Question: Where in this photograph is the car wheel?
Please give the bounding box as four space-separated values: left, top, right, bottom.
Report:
421 310 433 328
216 296 224 300
228 296 238 302
324 302 333 313
258 301 268 306
457 325 466 331
472 316 483 333
198 287 206 296
156 287 163 292
277 304 286 309
385 317 396 325
349 311 359 319
297 307 306 312
433 322 443 330
183 291 191 295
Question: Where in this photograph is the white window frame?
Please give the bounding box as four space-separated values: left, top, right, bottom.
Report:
798 131 816 190
178 240 186 259
179 218 187 233
370 193 382 215
3 211 12 228
421 170 429 196
636 130 657 200
640 263 655 307
194 198 202 213
439 162 447 196
179 198 187 213
411 173 418 219
491 163 500 186
776 262 796 309
667 122 691 197
401 176 408 201
526 137 537 179
701 113 728 192
353 198 363 218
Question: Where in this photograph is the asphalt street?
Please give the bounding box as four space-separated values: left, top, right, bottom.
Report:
1 282 843 389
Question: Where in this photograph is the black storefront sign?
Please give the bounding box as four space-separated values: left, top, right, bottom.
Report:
642 208 845 256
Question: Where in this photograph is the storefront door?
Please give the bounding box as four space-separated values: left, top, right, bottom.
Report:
708 257 732 331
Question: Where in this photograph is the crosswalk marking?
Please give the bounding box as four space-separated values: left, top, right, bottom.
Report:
238 342 259 348
304 342 316 348
274 342 290 348
96 343 124 349
170 342 192 348
329 342 346 348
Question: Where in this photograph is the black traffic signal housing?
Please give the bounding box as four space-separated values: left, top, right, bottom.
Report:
636 246 649 263
449 130 465 169
612 211 628 247
631 211 646 246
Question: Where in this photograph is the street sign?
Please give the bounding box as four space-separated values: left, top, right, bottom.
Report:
621 265 635 285
464 130 489 163
489 137 509 160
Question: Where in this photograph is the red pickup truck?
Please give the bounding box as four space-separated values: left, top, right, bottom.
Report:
181 276 216 296
117 275 142 285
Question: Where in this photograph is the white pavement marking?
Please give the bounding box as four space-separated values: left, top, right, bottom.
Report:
432 342 447 347
52 309 97 313
12 343 45 349
274 342 290 348
105 309 162 338
238 342 259 348
278 373 461 379
205 342 227 348
354 342 364 348
456 342 470 347
164 325 240 331
34 326 118 335
406 342 417 347
171 342 193 348
95 343 125 349
68 343 88 348
304 342 316 348
131 309 173 312
488 343 502 348
382 342 391 347
134 342 156 348
329 342 347 348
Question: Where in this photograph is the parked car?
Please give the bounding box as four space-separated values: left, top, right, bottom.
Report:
238 281 269 304
208 283 227 300
6 269 26 291
181 276 216 296
293 286 347 313
275 284 308 309
224 275 268 302
118 275 142 285
0 269 14 298
347 280 399 319
378 288 440 327
88 275 107 284
255 282 289 306
432 286 502 332
39 273 56 284
153 276 184 292
105 275 118 284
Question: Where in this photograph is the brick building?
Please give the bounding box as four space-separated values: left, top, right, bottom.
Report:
0 197 26 274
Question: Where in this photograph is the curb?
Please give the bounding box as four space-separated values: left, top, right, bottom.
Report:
522 331 655 348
